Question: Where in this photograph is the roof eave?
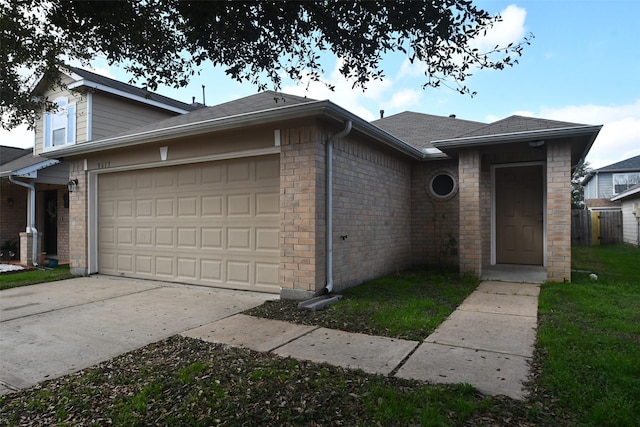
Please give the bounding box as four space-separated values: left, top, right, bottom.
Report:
41 100 426 160
0 159 60 178
611 185 640 201
68 80 191 114
432 125 603 149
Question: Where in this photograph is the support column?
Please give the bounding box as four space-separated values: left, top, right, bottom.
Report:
458 150 482 277
69 160 88 276
546 141 572 281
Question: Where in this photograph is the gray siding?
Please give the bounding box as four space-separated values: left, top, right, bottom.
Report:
598 173 614 198
90 92 177 140
584 179 596 199
621 197 640 246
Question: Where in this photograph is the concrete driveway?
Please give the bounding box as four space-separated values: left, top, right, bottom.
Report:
0 276 272 395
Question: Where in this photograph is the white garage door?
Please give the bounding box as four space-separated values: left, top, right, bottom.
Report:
98 155 280 293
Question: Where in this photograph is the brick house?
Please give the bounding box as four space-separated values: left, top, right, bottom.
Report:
32 75 601 298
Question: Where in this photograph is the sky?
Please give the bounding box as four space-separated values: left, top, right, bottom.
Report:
2 0 639 170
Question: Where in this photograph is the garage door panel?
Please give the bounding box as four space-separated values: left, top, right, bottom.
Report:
98 155 280 293
136 199 153 217
228 228 251 250
228 194 251 216
256 192 279 215
156 199 175 217
202 196 223 216
155 257 174 276
117 227 134 245
177 228 198 248
136 255 153 274
256 228 279 251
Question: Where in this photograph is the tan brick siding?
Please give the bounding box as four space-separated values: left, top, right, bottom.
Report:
279 123 325 294
331 133 413 290
411 160 459 266
546 141 572 281
458 150 482 276
68 160 88 275
0 181 28 251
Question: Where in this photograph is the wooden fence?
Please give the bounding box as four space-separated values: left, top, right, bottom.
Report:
571 210 623 246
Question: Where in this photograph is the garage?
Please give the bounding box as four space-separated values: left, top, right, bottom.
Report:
97 155 280 293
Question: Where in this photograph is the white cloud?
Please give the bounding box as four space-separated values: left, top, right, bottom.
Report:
470 5 527 53
281 58 395 121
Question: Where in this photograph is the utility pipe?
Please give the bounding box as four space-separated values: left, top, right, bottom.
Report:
319 120 352 295
9 176 38 266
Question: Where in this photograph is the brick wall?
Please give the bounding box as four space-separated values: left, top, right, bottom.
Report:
458 150 482 276
331 133 413 290
68 160 88 275
279 123 325 298
279 121 414 298
0 181 27 254
546 141 572 281
411 160 459 266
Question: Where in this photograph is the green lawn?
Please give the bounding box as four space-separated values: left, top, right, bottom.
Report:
0 265 74 290
535 244 640 426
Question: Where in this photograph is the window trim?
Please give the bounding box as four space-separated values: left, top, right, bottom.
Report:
428 170 458 200
44 97 76 150
612 172 640 195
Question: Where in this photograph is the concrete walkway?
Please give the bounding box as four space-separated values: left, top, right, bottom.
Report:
0 277 271 395
1 276 539 400
185 280 540 400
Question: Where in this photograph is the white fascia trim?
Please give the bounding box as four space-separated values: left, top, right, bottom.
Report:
9 159 60 178
611 185 640 201
433 125 603 148
67 80 190 114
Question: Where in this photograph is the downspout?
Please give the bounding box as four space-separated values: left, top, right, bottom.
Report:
317 120 352 296
9 176 38 266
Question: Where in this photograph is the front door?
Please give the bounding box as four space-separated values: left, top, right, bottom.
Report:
495 165 543 265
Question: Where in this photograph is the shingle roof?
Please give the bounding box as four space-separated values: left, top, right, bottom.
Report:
596 154 640 172
89 91 317 141
371 112 486 149
69 67 203 112
0 146 31 166
456 115 589 138
0 152 54 176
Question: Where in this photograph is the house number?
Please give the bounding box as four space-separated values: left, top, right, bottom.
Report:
97 161 111 169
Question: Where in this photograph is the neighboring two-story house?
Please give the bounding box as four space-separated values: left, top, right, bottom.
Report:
1 67 201 266
582 154 640 210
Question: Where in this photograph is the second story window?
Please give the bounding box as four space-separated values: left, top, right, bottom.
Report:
44 97 75 149
613 172 640 194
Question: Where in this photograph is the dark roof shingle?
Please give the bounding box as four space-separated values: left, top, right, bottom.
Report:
372 112 485 149
456 115 590 138
597 154 640 172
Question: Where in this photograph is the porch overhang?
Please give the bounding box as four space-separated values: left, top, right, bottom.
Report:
432 125 602 169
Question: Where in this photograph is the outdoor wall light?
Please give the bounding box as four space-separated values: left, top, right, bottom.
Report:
67 178 79 193
528 140 545 148
7 198 14 207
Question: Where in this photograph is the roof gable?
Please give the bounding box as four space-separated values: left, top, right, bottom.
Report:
68 67 202 113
